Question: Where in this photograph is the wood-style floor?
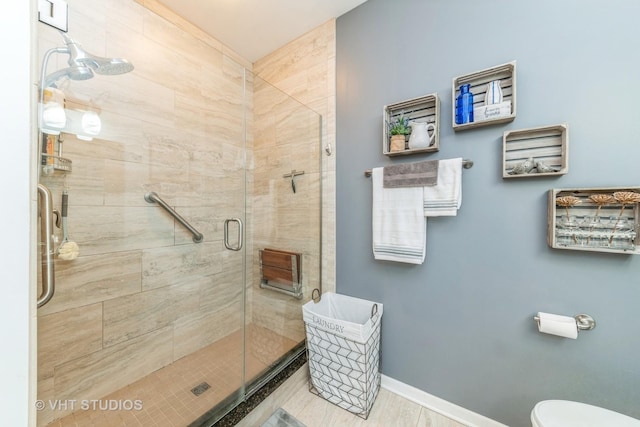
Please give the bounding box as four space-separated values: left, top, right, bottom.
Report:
236 363 468 427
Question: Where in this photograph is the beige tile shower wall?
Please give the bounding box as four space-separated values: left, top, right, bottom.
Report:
36 1 250 425
251 79 321 341
251 21 336 342
253 20 337 294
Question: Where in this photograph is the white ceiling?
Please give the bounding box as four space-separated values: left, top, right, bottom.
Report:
157 0 368 63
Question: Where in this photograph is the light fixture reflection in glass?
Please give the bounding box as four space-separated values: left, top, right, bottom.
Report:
77 111 102 141
40 102 67 135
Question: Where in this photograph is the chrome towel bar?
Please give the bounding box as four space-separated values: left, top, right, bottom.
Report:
144 192 204 243
364 158 474 177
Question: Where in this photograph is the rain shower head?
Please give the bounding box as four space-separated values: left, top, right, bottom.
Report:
60 32 135 75
85 58 135 75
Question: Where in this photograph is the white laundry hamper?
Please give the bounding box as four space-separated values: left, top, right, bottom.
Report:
302 289 383 419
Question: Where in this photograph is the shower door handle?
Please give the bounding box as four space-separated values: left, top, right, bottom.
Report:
37 183 56 308
224 218 243 251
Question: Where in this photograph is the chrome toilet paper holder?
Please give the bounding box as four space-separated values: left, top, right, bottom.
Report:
533 313 596 331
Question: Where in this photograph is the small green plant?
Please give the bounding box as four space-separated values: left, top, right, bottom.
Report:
388 114 410 136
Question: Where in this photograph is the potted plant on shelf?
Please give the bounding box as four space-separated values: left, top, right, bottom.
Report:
388 114 410 152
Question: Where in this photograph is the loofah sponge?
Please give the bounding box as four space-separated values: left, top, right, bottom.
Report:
57 241 79 260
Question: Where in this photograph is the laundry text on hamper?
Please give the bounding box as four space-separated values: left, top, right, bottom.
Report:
313 315 345 334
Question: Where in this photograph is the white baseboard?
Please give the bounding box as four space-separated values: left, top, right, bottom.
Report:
380 375 510 427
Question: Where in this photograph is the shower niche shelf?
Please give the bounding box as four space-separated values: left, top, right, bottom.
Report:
383 93 440 156
548 187 640 255
503 124 568 178
452 61 516 131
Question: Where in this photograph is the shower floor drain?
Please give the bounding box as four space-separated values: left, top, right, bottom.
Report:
191 382 211 396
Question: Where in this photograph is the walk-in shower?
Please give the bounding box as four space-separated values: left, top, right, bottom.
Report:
35 4 321 426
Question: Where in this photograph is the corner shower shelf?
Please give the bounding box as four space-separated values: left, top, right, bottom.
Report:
383 93 440 156
41 154 72 172
452 61 516 131
503 124 568 178
548 187 640 255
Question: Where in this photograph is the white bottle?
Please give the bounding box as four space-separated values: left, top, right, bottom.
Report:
485 80 503 105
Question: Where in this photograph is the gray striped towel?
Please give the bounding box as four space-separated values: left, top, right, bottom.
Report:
383 160 439 188
423 158 462 216
372 168 426 265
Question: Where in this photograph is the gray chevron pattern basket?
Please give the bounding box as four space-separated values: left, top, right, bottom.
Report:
303 292 382 419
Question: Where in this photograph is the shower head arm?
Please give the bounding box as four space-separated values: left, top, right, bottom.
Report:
40 44 95 96
39 47 70 92
59 30 73 45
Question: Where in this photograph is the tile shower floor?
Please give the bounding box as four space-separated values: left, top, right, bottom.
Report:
46 324 300 427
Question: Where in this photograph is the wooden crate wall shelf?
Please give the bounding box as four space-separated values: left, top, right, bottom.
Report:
547 187 640 255
452 61 516 131
503 124 568 178
383 93 440 156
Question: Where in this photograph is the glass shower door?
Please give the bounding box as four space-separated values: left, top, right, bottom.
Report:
242 73 322 396
196 71 322 424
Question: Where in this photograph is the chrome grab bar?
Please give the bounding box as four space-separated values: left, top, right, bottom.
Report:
144 192 204 243
224 218 243 251
37 183 56 308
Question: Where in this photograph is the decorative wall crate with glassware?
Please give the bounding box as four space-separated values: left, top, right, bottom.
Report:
452 61 516 131
383 93 439 156
548 187 640 254
503 124 568 178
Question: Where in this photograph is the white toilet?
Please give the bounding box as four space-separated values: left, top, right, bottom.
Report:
531 400 640 427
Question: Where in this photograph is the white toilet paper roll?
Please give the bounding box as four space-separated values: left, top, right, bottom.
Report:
537 312 578 339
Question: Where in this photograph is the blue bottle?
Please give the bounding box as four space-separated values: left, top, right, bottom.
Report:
455 84 474 124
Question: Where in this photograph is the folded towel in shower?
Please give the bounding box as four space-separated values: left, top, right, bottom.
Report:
383 160 439 188
423 158 463 217
372 167 426 264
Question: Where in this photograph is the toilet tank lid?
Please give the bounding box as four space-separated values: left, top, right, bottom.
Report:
532 400 640 427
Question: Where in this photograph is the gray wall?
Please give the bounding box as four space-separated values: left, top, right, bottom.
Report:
335 1 640 425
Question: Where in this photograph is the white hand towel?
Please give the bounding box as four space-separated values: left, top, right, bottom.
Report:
372 167 426 264
423 158 463 217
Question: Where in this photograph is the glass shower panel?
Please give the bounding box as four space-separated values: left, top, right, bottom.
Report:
243 74 322 393
35 6 247 425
